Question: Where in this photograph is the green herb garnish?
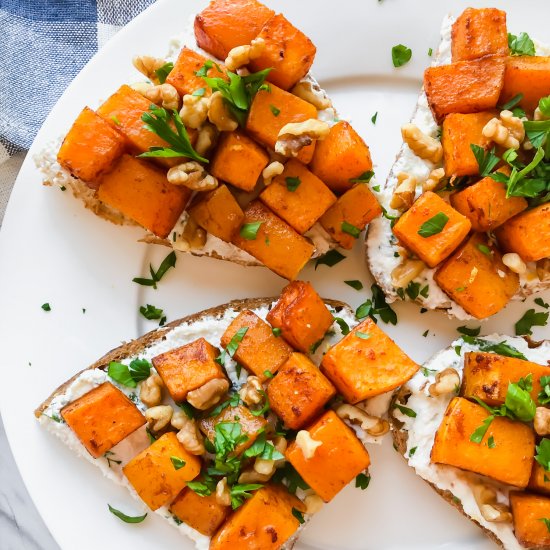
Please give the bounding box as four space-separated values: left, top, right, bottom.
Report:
457 325 481 337
108 504 147 524
417 212 449 238
341 221 361 238
139 304 164 321
345 280 363 290
155 62 174 84
335 317 350 336
286 176 301 192
392 44 412 67
349 171 374 184
107 358 152 388
460 335 527 360
41 303 51 312
471 144 500 177
133 251 177 289
315 249 346 269
394 404 416 418
270 104 281 116
508 32 536 56
515 308 549 336
170 456 186 470
239 221 262 240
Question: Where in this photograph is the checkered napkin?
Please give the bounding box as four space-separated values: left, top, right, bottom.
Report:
0 0 155 223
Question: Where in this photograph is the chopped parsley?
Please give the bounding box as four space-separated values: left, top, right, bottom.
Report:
270 104 281 116
371 112 378 124
341 221 361 238
139 304 164 321
417 212 449 237
515 308 549 336
285 176 301 192
460 335 527 360
470 144 500 177
108 504 147 524
344 280 363 291
41 303 51 312
107 358 152 388
217 327 248 367
154 61 174 84
355 472 371 490
349 171 374 184
457 325 481 337
170 456 186 470
392 44 412 67
133 251 177 289
355 331 371 340
334 317 350 336
394 404 416 418
291 507 305 524
536 438 550 471
239 221 262 240
508 32 536 56
315 249 346 269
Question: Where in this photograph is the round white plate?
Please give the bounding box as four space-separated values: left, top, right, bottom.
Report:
0 0 548 548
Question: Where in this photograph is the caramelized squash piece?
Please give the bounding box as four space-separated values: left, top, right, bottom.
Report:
431 397 534 487
246 84 317 164
194 0 274 61
61 382 145 458
259 159 336 234
267 353 336 430
529 462 550 496
152 338 226 402
441 111 495 177
220 309 293 381
210 484 305 550
424 56 505 124
462 351 549 406
210 130 269 192
309 121 373 194
392 191 472 268
231 201 315 280
96 154 190 239
123 432 201 511
266 281 334 353
321 318 419 403
286 410 371 502
451 8 508 62
510 492 550 548
495 204 550 262
250 14 316 91
434 233 519 319
320 183 382 250
57 107 126 187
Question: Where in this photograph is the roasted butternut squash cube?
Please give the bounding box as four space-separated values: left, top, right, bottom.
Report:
246 84 317 164
309 121 374 194
321 318 419 403
431 397 534 487
152 338 226 402
250 14 316 91
285 410 370 502
510 492 550 548
210 131 269 192
392 191 472 268
96 154 190 239
266 281 334 353
451 8 508 62
199 404 267 455
529 462 550 496
500 56 550 115
123 432 201 511
170 487 229 536
434 233 519 319
267 353 336 430
220 309 293 381
210 484 305 550
259 159 336 234
442 111 495 177
424 56 505 124
495 204 550 262
194 0 274 61
450 170 528 231
320 183 382 250
462 352 549 407
188 184 244 242
57 107 126 187
231 201 314 280
61 382 145 458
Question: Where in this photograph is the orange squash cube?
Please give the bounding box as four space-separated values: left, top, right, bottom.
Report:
152 338 226 402
170 487 229 536
259 159 336 234
267 353 336 430
451 8 508 62
57 107 126 187
250 14 316 91
431 397 534 487
96 154 190 239
210 484 305 550
321 318 419 403
246 84 317 164
450 171 528 231
285 410 371 502
194 0 274 61
434 233 519 319
320 183 382 250
441 111 496 177
309 121 373 194
61 382 145 458
210 130 269 192
231 201 315 280
424 56 506 124
495 203 550 262
188 184 244 242
462 352 549 407
266 281 334 353
392 191 472 268
529 462 550 496
510 492 550 548
220 309 293 381
123 432 201 511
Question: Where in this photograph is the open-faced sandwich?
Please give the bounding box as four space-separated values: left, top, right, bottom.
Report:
37 0 381 281
36 281 419 549
392 333 550 549
367 7 550 320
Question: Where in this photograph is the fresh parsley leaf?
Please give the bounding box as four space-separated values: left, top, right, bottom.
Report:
356 300 372 319
498 93 524 111
539 518 550 533
41 303 51 312
341 221 361 238
104 451 122 468
515 308 549 335
133 251 177 289
107 358 152 388
477 244 492 256
214 422 249 458
239 221 262 240
392 44 412 67
271 463 309 494
535 298 550 309
345 280 363 290
193 87 206 97
470 144 500 177
371 112 378 124
355 472 371 490
523 121 550 149
508 32 536 56
487 436 496 449
315 249 346 269
460 335 527 360
155 61 174 84
249 390 270 417
540 96 550 118
187 476 216 496
272 327 282 337
208 393 242 417
170 456 186 470
536 438 550 471
179 402 196 419
417 212 449 238
394 404 416 418
419 284 429 298
335 317 350 336
470 415 494 444
243 431 284 460
505 380 536 421
263 370 274 378
270 104 281 116
355 331 371 340
405 281 420 300
217 327 248 367
428 47 433 56
108 504 147 524
356 284 397 325
146 428 157 444
292 507 305 524
349 171 374 184
230 483 263 509
139 304 164 320
540 376 550 405
409 446 418 457
457 325 481 337
285 176 301 192
422 329 429 337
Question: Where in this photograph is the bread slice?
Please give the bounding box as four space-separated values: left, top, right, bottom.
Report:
390 333 550 550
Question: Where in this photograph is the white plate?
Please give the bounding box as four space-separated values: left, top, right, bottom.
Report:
0 0 549 549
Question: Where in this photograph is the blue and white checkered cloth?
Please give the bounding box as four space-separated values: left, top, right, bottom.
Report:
0 0 155 222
